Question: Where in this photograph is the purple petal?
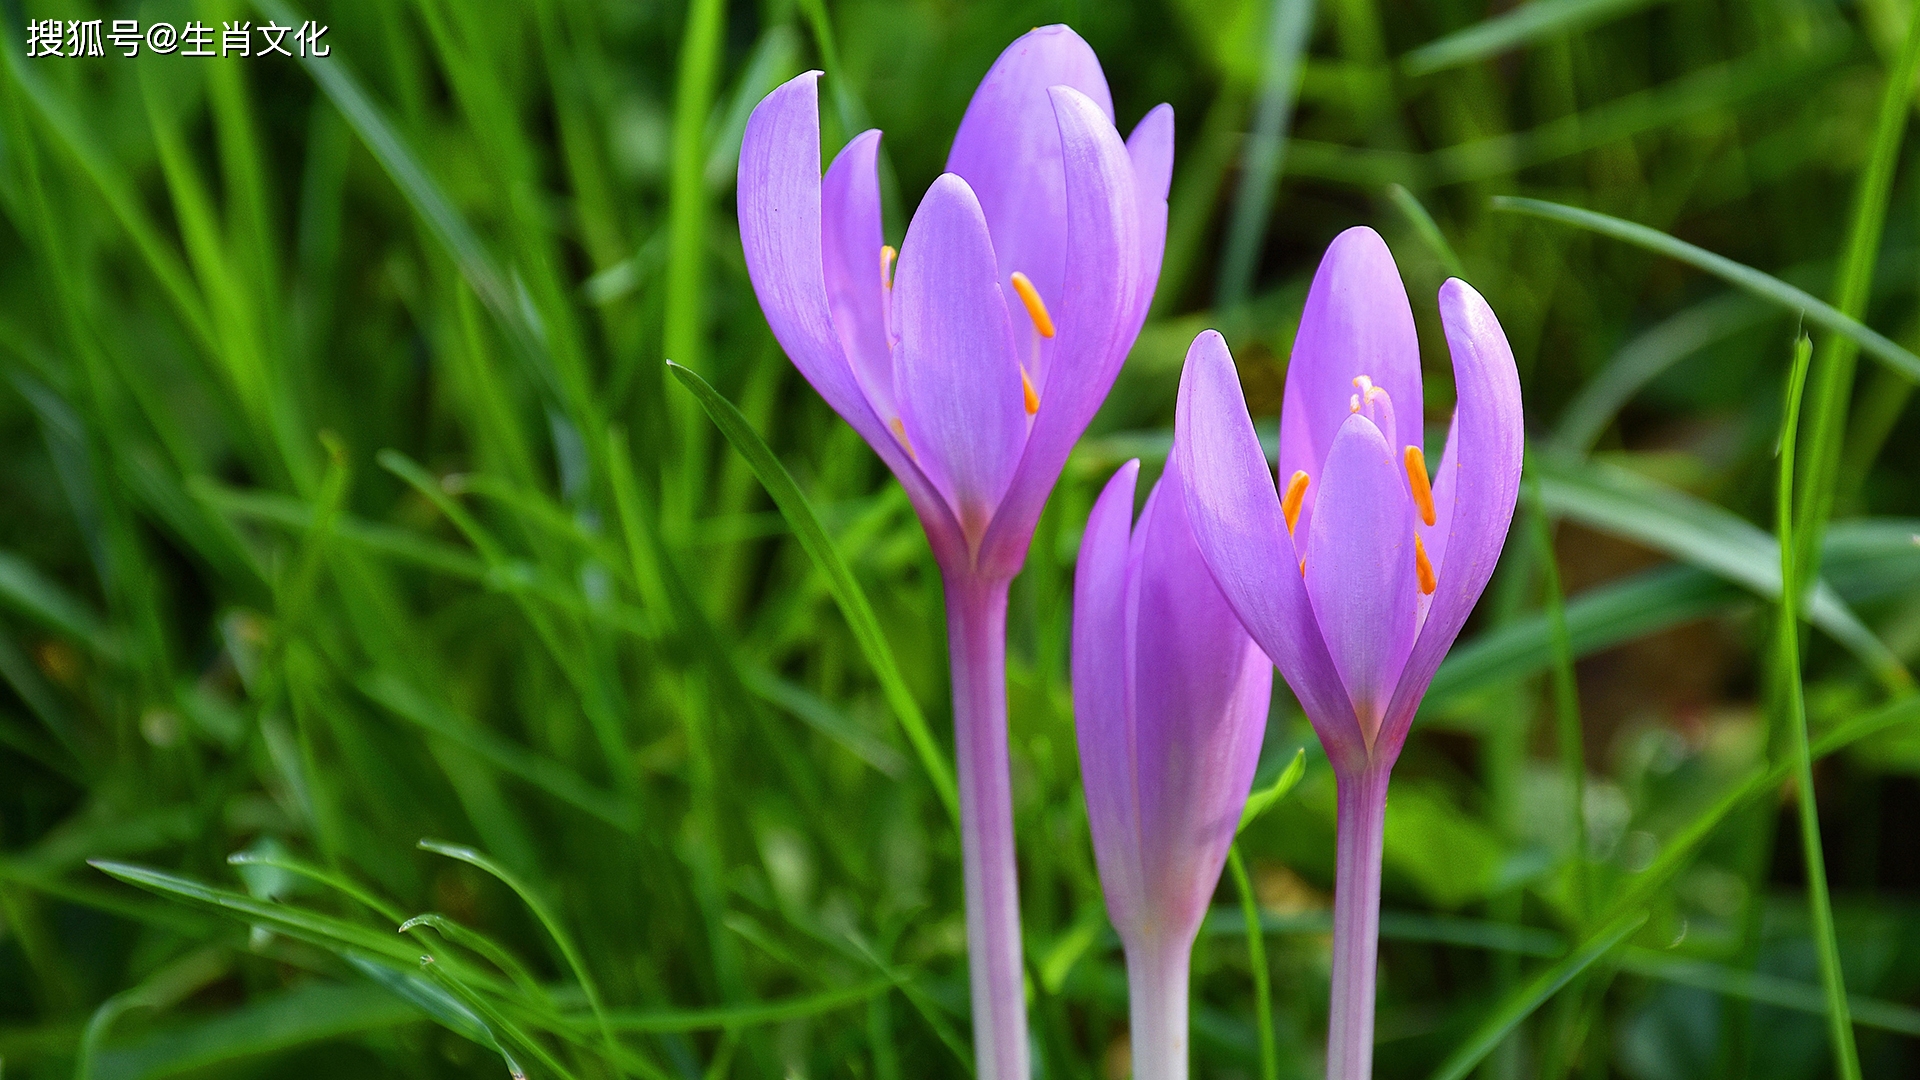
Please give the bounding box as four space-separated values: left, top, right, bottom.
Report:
892 174 1029 543
1303 413 1420 748
1277 227 1423 546
1379 279 1524 757
1124 104 1174 338
738 72 963 558
1173 330 1361 765
1073 461 1145 932
947 24 1115 377
821 129 896 421
1127 457 1272 941
976 85 1139 575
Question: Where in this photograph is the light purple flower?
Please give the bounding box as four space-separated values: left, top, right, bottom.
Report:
1074 457 1272 1080
1173 227 1523 1080
738 26 1172 1080
738 25 1172 579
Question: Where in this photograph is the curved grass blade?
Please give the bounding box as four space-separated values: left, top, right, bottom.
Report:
599 980 887 1033
415 839 618 1063
1403 0 1673 76
1386 183 1467 278
225 850 407 925
1238 748 1307 834
1774 335 1862 1080
401 913 550 1004
1490 197 1920 383
668 361 960 824
1428 909 1648 1080
1215 0 1316 311
345 954 523 1077
1551 292 1768 456
88 861 420 967
1532 454 1907 689
1618 948 1920 1037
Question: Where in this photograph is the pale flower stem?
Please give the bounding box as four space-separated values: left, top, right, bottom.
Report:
1328 765 1390 1080
1125 935 1193 1080
945 573 1028 1080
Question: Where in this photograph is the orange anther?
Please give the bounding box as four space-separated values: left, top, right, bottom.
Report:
1281 471 1310 534
889 416 915 459
1021 368 1040 415
1405 445 1436 526
881 245 897 289
1414 534 1437 595
1009 271 1056 338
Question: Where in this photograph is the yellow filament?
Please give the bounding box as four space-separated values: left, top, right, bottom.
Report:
1281 471 1310 534
1009 271 1056 338
1414 534 1437 595
881 245 897 289
1405 445 1436 526
1021 368 1041 415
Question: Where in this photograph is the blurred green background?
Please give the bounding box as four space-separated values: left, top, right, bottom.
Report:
2 0 1920 1077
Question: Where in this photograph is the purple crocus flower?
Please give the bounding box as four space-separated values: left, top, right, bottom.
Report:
1073 457 1271 1080
1173 228 1523 1080
738 26 1171 1080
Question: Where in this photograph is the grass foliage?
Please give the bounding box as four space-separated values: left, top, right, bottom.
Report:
1 0 1919 1076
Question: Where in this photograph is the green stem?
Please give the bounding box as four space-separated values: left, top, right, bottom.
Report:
1776 334 1862 1080
1228 844 1278 1080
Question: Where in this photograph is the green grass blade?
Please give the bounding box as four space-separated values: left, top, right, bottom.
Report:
224 851 407 926
1427 909 1647 1080
1490 197 1920 383
1386 183 1466 278
359 673 638 831
1227 845 1279 1080
1237 748 1307 833
1531 455 1906 688
1792 6 1920 590
415 839 618 1062
668 361 960 824
1619 948 1920 1038
87 861 421 966
87 979 420 1080
1214 0 1316 312
599 981 888 1033
1550 293 1768 455
1403 0 1674 76
1774 334 1862 1080
1526 464 1588 924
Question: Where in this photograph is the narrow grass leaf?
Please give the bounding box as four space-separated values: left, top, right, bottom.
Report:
1404 0 1676 75
1491 197 1920 383
1774 334 1862 1080
669 362 960 824
1428 909 1647 1080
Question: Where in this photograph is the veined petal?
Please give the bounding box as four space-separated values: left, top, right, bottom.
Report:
821 129 896 421
1380 279 1524 757
738 72 962 557
1128 457 1272 942
947 24 1115 377
1304 413 1421 748
893 174 1028 544
1277 227 1422 546
1074 461 1145 932
1123 104 1174 341
977 85 1138 575
1173 331 1359 764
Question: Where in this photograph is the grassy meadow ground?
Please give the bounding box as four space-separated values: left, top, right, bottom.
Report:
1 0 1919 1077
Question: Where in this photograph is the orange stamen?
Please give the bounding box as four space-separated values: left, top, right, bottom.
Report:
881 245 897 289
1009 271 1055 338
1405 445 1436 526
1414 534 1437 595
1021 368 1041 415
889 417 915 459
1281 471 1310 534
1299 558 1307 578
